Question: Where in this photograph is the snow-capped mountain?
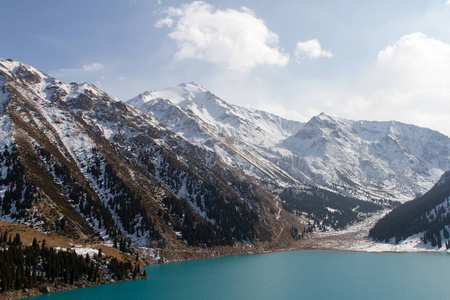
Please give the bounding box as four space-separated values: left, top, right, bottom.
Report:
128 83 305 187
128 84 450 202
128 83 303 147
282 113 450 201
0 60 299 259
2 59 450 259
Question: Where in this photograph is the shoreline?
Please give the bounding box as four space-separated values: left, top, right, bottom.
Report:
0 274 148 300
2 236 447 300
2 210 449 300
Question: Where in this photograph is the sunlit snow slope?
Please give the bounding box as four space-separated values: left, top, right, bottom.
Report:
129 84 450 202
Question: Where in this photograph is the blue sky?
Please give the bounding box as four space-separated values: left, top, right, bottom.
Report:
2 0 450 136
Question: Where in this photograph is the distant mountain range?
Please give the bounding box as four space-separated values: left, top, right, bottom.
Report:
128 82 450 202
1 59 450 257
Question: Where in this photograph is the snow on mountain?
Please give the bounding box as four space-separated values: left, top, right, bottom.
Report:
0 59 161 241
282 113 450 201
129 83 303 147
128 83 305 186
1 59 294 255
129 85 450 202
3 58 450 259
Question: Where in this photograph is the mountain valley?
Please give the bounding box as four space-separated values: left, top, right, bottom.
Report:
1 59 450 296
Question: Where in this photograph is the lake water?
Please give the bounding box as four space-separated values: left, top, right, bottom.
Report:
31 250 449 300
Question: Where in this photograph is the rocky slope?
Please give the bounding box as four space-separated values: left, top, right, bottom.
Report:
0 60 301 263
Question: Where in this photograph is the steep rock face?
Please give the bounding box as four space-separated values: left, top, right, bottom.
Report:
129 87 450 202
0 60 294 256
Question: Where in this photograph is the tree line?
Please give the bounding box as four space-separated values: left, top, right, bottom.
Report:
369 171 450 247
0 144 37 220
279 187 383 231
86 148 162 243
139 147 260 247
0 230 144 293
0 231 100 292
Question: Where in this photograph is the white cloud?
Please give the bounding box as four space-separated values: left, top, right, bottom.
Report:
295 39 333 59
155 1 289 72
154 17 173 28
447 0 450 5
336 32 450 136
376 33 450 89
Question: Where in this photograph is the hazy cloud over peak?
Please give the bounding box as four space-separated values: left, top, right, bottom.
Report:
54 63 105 74
82 63 105 72
155 1 289 72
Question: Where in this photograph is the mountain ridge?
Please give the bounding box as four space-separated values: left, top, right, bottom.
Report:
1 60 301 260
2 58 450 263
127 83 450 202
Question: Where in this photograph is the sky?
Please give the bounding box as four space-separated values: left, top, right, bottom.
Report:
1 0 450 136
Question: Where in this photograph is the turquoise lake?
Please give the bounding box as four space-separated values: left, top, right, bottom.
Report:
31 250 449 300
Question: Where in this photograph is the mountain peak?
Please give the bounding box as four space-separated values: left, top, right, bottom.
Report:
311 112 344 123
128 83 212 108
0 59 48 85
303 113 349 133
317 112 331 118
178 82 207 91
